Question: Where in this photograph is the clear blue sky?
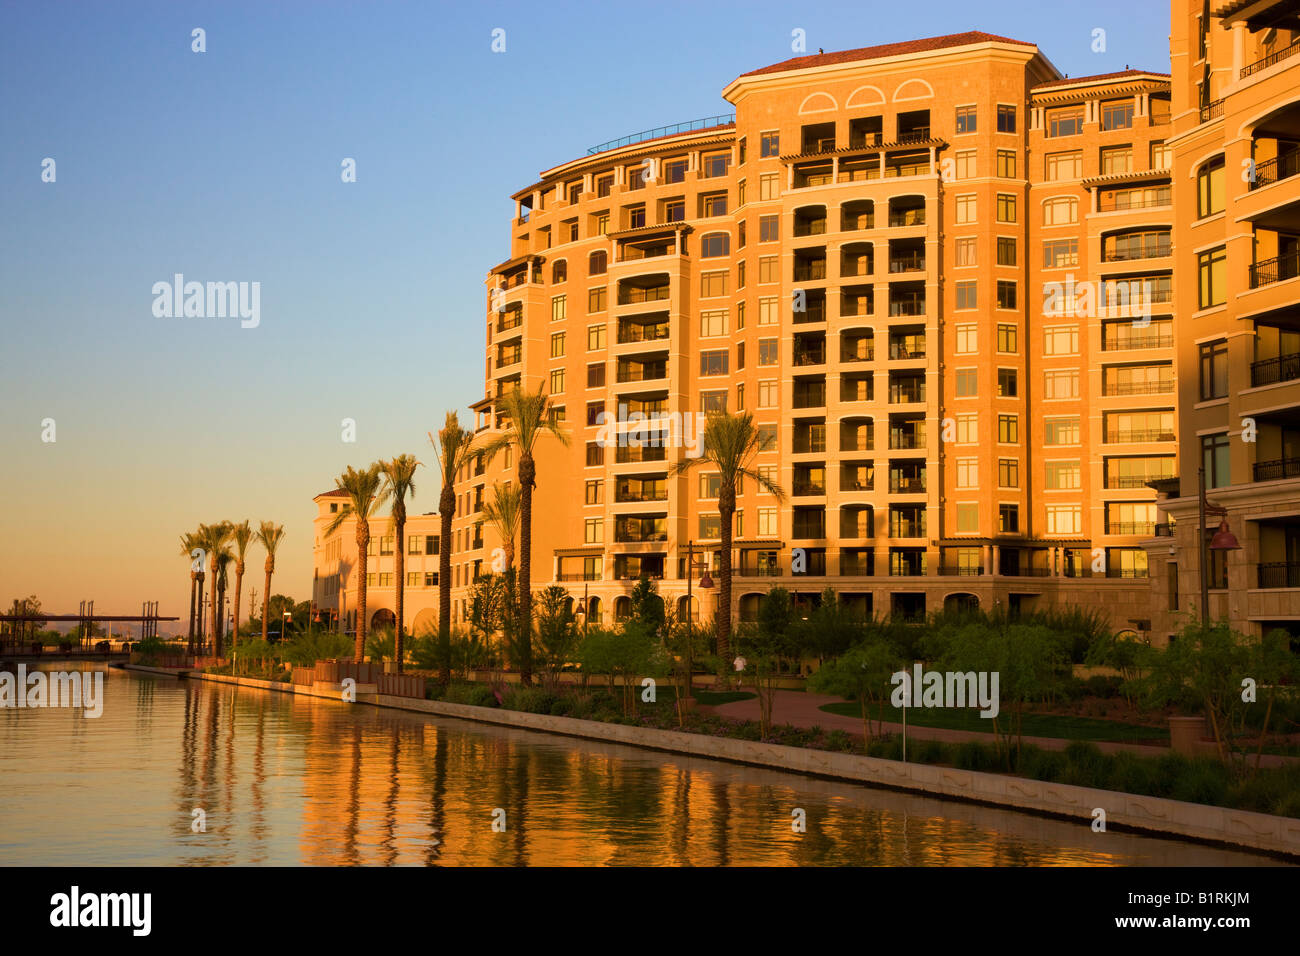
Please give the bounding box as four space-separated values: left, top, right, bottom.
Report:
0 0 1171 626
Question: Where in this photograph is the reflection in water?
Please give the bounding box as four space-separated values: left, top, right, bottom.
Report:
0 663 1287 867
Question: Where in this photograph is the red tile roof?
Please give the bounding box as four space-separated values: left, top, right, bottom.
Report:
314 489 348 499
1032 69 1169 89
739 31 1036 78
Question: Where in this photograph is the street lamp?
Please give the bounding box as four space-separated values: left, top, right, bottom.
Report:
1198 464 1241 625
282 611 293 644
681 540 714 710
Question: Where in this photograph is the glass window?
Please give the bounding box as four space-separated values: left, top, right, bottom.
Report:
1045 461 1081 490
955 106 977 133
955 195 976 223
587 324 606 350
1197 157 1225 218
1199 340 1228 399
996 280 1016 309
955 150 976 179
996 237 1016 266
701 232 730 257
760 131 780 157
759 215 779 242
1044 417 1080 444
1101 99 1134 131
758 338 778 365
998 414 1018 443
996 105 1016 132
997 368 1018 397
956 368 977 397
997 324 1017 353
996 194 1016 223
1202 433 1230 488
700 310 728 337
1043 369 1078 399
955 281 977 310
700 350 729 376
1045 151 1082 181
1198 247 1226 309
955 237 976 266
996 150 1016 178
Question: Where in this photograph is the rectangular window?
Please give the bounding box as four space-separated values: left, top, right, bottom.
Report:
587 362 606 388
1043 238 1079 268
758 256 778 284
1044 416 1080 445
551 295 567 322
758 338 778 365
1202 433 1230 488
955 324 977 353
1198 247 1226 309
956 414 978 443
956 368 978 397
426 535 440 556
1197 158 1225 218
587 287 607 313
996 280 1017 309
1048 108 1083 137
1199 340 1229 399
701 271 728 297
665 199 685 223
758 380 778 408
701 390 728 414
1043 369 1079 399
759 215 779 242
997 324 1017 353
996 194 1016 223
1046 504 1082 535
996 149 1016 178
1044 326 1079 355
997 368 1018 397
956 504 979 533
587 323 606 350
1045 150 1083 181
1101 99 1134 131
1150 141 1172 170
550 332 565 358
702 193 728 217
996 237 1016 266
955 150 976 179
998 414 1018 443
584 480 603 505
664 160 687 183
585 401 603 427
758 508 777 536
584 518 603 544
956 457 978 488
955 280 977 310
998 458 1019 488
760 131 780 157
1045 461 1081 490
1042 197 1078 225
759 174 779 200
1100 145 1133 175
955 194 976 224
955 237 976 266
549 368 565 394
585 442 603 466
700 350 729 376
702 152 730 178
758 297 778 325
999 504 1020 534
955 106 977 133
996 105 1016 133
700 309 729 337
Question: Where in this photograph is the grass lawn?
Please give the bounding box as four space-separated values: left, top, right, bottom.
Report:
818 700 1167 744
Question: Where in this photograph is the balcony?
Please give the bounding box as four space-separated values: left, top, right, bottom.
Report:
1251 352 1300 387
1106 522 1155 536
1253 457 1300 482
888 295 926 318
888 253 926 274
618 283 671 306
889 427 926 451
496 311 523 334
1258 562 1300 588
792 481 827 497
793 261 827 282
1107 473 1173 489
615 361 667 383
793 429 827 454
937 566 984 576
793 349 826 367
793 213 827 237
1102 235 1171 262
1250 150 1300 190
617 320 670 344
889 476 926 494
1102 380 1175 396
887 209 926 228
1102 331 1174 351
557 571 601 582
841 340 875 363
888 380 926 404
1199 99 1224 124
793 383 827 408
888 338 926 360
1241 40 1300 78
1250 251 1300 289
1106 429 1175 443
614 444 667 464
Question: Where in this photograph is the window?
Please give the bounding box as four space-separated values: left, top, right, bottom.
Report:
736 382 745 410
998 414 1018 443
628 205 646 229
1046 504 1082 535
997 368 1018 397
737 220 746 248
1044 417 1079 445
758 297 779 325
956 458 978 488
702 152 730 178
955 324 977 353
956 368 977 397
1202 433 1230 488
1044 326 1079 355
955 237 976 266
1043 238 1079 268
996 280 1016 309
549 368 565 394
426 535 440 555
955 106 977 133
998 458 1019 488
552 259 568 283
737 180 746 206
584 518 603 544
698 473 723 499
737 339 746 369
955 194 976 223
587 287 607 313
758 380 778 407
585 402 603 427
955 150 976 179
550 332 565 358
996 237 1016 266
1197 157 1225 217
585 442 603 466
700 309 728 337
758 508 778 536
701 390 728 414
587 362 606 387
758 257 778 283
408 535 422 555
955 281 977 310
1100 145 1133 175
664 159 687 183
1045 150 1082 181
1042 197 1078 225
996 194 1016 223
702 232 730 257
1045 461 1081 490
1199 340 1228 399
956 414 978 443
585 480 603 505
999 504 1020 533
588 250 607 275
759 215 779 242
1043 369 1079 399
587 324 606 350
1150 141 1172 170
1101 99 1134 131
737 138 746 164
701 271 728 297
1198 247 1226 309
758 338 778 365
956 504 979 533
997 324 1017 353
760 131 780 157
760 173 779 200
700 350 729 376
757 425 777 451
595 211 609 234
737 301 745 329
737 260 746 289
996 105 1016 132
380 535 394 555
996 150 1016 178
597 175 613 197
1048 108 1083 137
702 193 728 217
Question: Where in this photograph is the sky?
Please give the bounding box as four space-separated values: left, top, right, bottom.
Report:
0 0 1171 629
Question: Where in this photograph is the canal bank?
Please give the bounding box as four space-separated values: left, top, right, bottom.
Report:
126 664 1300 859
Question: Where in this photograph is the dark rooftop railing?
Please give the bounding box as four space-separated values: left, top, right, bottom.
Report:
587 114 736 156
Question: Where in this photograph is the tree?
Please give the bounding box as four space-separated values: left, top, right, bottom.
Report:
178 531 202 648
324 464 388 660
533 585 579 680
198 522 233 656
230 521 253 649
430 412 476 685
481 481 521 571
798 587 865 661
669 411 785 672
215 546 234 651
480 387 570 686
381 454 421 673
737 587 801 736
255 522 286 645
808 638 902 742
1249 628 1300 772
627 575 666 636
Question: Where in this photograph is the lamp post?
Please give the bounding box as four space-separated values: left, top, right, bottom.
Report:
1198 464 1241 626
282 611 293 645
682 540 714 709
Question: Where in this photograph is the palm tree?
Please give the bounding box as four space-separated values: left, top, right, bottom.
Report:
381 454 421 674
215 546 234 650
179 530 202 649
230 521 253 647
199 522 233 656
430 413 476 685
481 481 521 571
480 386 569 686
324 464 389 660
669 411 785 667
255 522 286 644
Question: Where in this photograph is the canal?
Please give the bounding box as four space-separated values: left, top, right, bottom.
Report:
0 663 1284 866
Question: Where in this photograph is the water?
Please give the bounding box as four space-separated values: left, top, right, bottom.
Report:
0 663 1284 866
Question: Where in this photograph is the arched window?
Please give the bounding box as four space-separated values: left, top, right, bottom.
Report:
701 232 730 258
552 259 567 283
614 596 631 622
589 250 608 275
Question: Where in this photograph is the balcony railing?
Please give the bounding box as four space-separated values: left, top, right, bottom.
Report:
1249 151 1300 189
889 384 926 403
1258 562 1300 588
557 572 601 582
1199 99 1224 123
496 313 523 333
794 220 827 237
616 364 667 383
1153 522 1174 537
1108 474 1173 489
1253 457 1300 482
793 350 826 367
793 306 827 324
888 343 926 360
1103 238 1171 261
614 488 667 503
1250 251 1300 289
1102 380 1175 396
888 299 926 317
587 113 734 155
1250 352 1300 387
739 565 783 577
1241 39 1300 78
618 323 670 344
792 482 827 496
938 566 984 576
839 561 872 576
1107 521 1155 536
887 210 926 228
841 347 874 363
619 286 671 305
793 262 827 281
1103 332 1174 351
888 254 926 273
890 432 926 450
889 477 926 494
1106 429 1175 443
793 436 827 454
614 445 668 463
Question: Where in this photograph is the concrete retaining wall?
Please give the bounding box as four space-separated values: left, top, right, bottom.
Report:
125 665 1300 858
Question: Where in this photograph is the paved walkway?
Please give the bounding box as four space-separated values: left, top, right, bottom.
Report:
706 688 1297 767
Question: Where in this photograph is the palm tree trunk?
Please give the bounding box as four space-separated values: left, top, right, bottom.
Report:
261 558 273 643
196 572 206 647
208 559 220 657
232 562 245 649
187 572 198 649
394 514 406 674
717 490 735 671
438 485 455 685
518 452 535 686
354 520 370 661
216 580 227 657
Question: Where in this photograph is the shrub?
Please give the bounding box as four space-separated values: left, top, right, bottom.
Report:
443 682 497 708
953 741 998 773
1085 675 1123 699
